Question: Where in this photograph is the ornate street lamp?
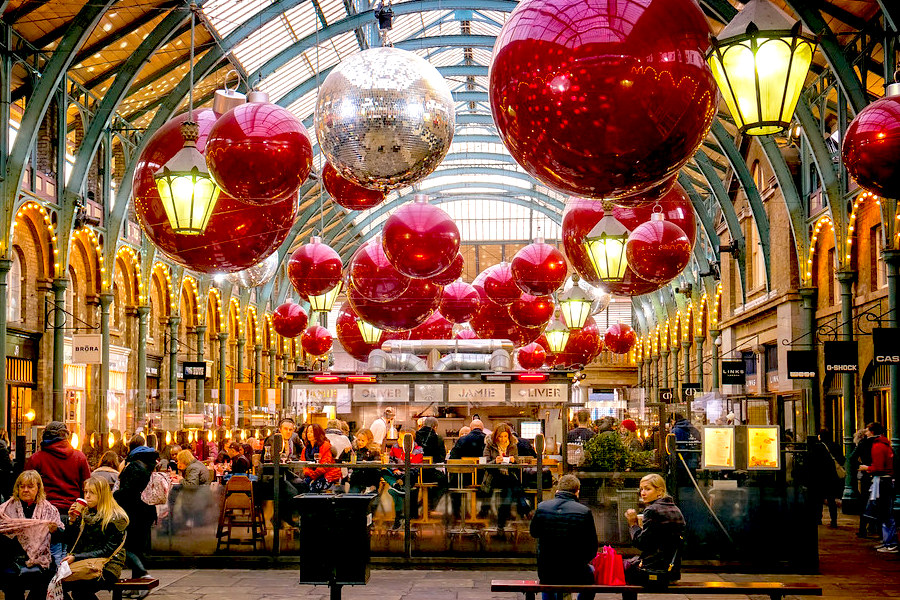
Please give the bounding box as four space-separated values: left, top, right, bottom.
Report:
583 209 630 282
357 319 383 344
706 0 816 135
557 276 593 330
544 318 571 354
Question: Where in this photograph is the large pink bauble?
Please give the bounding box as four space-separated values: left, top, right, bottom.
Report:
605 322 637 354
206 102 312 204
323 162 386 211
301 324 333 357
335 302 409 362
551 316 603 368
382 198 461 279
511 241 568 296
431 254 464 286
455 327 478 340
489 0 717 199
517 342 547 370
287 238 343 298
348 238 411 302
272 302 308 338
440 280 481 324
348 278 442 332
483 263 521 306
470 299 544 347
842 89 900 198
509 294 555 328
625 217 691 284
409 311 454 340
133 109 298 274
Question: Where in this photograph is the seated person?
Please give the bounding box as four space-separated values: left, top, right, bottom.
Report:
383 429 424 530
482 423 531 531
299 424 342 493
623 474 685 586
324 419 353 463
223 442 255 482
348 429 382 493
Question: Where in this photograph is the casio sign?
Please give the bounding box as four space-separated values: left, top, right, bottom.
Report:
875 355 900 364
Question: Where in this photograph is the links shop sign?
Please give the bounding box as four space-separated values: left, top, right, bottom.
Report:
824 341 858 373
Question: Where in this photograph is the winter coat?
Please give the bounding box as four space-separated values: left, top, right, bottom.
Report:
66 510 127 580
482 435 520 490
567 427 595 444
325 429 353 462
114 453 157 554
629 496 685 579
807 440 841 498
415 426 446 465
302 441 341 483
24 440 92 511
672 419 700 442
867 435 894 476
530 490 598 584
182 458 211 487
449 428 486 459
91 466 119 488
348 444 382 490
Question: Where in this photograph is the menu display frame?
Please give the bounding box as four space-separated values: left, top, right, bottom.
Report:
746 425 781 470
701 425 736 470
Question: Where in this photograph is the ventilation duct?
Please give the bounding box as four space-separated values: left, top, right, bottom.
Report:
381 339 515 355
366 350 427 372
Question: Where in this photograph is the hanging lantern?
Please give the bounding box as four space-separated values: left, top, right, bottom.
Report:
301 324 333 357
558 277 593 329
551 316 603 369
153 121 221 235
544 318 571 354
625 213 691 284
288 237 343 298
511 237 568 296
706 0 816 135
583 210 630 283
357 319 383 344
842 81 900 198
517 342 547 370
348 237 411 302
439 280 481 324
308 282 342 313
382 195 461 279
273 301 309 338
605 322 637 354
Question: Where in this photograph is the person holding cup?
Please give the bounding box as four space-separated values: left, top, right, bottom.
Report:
623 474 686 586
482 423 531 533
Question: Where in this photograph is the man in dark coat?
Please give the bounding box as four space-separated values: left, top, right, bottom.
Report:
530 474 598 599
448 419 488 520
567 409 595 444
114 446 159 579
671 413 700 471
415 417 448 510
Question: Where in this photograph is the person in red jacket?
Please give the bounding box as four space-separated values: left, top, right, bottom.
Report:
25 421 91 520
300 424 341 493
859 422 896 553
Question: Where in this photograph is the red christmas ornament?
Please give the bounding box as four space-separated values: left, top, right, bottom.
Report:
469 299 544 347
489 0 717 199
625 214 691 284
323 161 386 211
842 85 900 198
610 176 675 208
335 302 409 362
440 280 481 324
431 253 464 286
409 311 454 340
301 324 333 357
605 322 637 354
483 263 521 306
603 268 667 297
133 109 298 274
348 238 411 302
613 184 697 248
348 277 443 332
511 240 568 296
509 294 555 328
551 316 603 368
517 342 547 370
206 102 312 204
272 302 308 338
382 196 461 279
287 237 343 298
455 327 478 340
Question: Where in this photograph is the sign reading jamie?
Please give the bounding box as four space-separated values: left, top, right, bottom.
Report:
353 384 409 403
824 341 858 372
448 384 505 403
72 334 102 364
873 328 900 364
510 383 567 402
721 360 746 385
182 361 207 380
787 350 816 379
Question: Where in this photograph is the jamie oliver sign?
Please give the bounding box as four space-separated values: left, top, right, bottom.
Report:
353 384 409 403
510 383 567 402
824 341 858 373
873 328 900 364
448 384 506 403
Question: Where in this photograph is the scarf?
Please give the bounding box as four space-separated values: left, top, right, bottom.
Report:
0 498 63 568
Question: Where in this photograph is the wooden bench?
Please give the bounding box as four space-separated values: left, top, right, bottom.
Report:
491 579 823 600
111 577 160 600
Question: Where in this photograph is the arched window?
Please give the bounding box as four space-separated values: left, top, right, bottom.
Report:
7 250 22 322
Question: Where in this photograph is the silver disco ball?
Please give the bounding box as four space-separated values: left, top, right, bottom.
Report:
315 46 455 191
225 252 279 288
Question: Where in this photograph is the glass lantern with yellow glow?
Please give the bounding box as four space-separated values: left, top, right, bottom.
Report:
544 318 571 354
308 282 342 313
583 211 630 283
706 0 816 135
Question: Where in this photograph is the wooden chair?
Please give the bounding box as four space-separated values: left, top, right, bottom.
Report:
215 475 266 552
411 457 440 529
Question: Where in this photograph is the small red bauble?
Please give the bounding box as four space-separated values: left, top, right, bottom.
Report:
517 342 547 370
613 183 697 248
287 237 343 298
272 302 308 338
409 311 454 340
206 102 313 204
431 253 464 286
469 299 544 347
133 109 298 273
440 280 481 324
490 0 716 199
382 196 461 279
605 322 637 354
301 324 333 357
348 238 411 302
842 87 900 198
323 161 386 211
551 316 603 368
483 263 521 306
509 294 555 328
625 215 691 284
335 302 409 362
348 277 442 332
511 240 568 296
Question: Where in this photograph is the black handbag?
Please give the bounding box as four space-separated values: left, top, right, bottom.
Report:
637 536 682 587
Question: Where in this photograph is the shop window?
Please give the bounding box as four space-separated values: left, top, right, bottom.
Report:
765 344 778 372
7 250 22 322
742 350 757 376
870 225 886 290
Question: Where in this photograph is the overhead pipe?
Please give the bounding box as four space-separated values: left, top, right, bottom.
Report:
435 349 511 372
381 339 515 354
366 349 427 372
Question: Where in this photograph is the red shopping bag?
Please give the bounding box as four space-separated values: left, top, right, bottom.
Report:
591 545 626 585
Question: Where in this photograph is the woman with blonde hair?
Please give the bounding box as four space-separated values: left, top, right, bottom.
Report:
623 474 685 586
63 476 128 600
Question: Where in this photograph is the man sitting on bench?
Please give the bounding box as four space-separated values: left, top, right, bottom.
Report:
623 474 685 586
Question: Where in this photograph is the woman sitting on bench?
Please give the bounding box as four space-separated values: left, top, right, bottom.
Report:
623 474 685 586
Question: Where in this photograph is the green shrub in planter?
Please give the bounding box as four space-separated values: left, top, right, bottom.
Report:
583 432 657 472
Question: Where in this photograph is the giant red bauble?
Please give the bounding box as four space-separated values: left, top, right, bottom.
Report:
272 302 308 338
440 280 481 324
382 198 461 279
206 102 312 204
550 316 603 368
323 161 386 211
348 238 411 302
517 342 547 370
489 0 717 199
287 238 343 298
625 217 691 284
469 299 544 346
482 263 521 306
133 109 298 273
431 254 464 286
301 324 333 357
409 311 454 340
348 278 442 331
335 301 409 362
509 294 555 328
842 89 900 198
511 241 568 296
605 322 637 354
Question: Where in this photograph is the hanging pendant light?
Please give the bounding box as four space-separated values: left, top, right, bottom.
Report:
557 275 593 330
706 0 816 136
544 317 571 354
583 205 630 283
308 281 342 313
357 319 383 344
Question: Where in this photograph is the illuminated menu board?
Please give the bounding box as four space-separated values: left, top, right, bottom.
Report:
701 426 735 470
747 426 780 470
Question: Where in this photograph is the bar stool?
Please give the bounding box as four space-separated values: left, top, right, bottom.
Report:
216 475 266 552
